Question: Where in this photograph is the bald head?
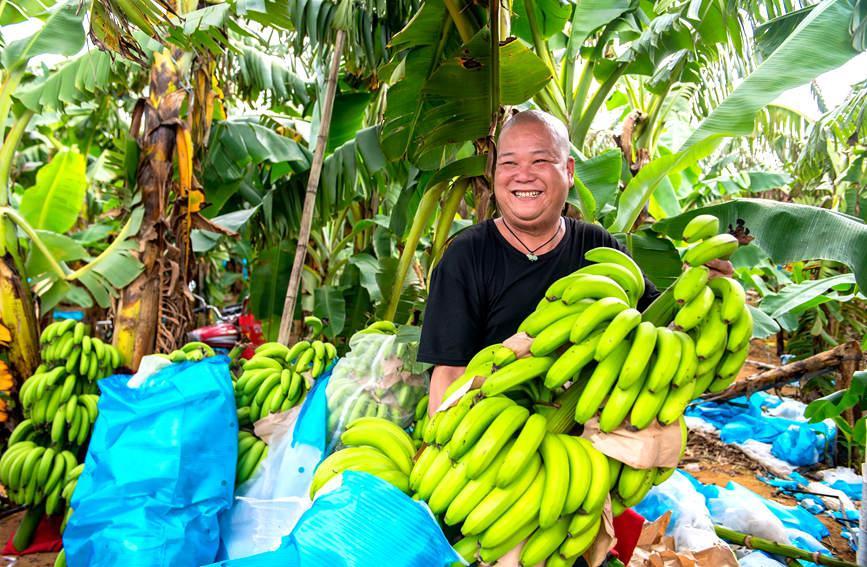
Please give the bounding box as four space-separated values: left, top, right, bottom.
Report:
499 110 571 160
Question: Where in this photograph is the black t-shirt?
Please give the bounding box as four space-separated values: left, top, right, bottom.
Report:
417 217 659 366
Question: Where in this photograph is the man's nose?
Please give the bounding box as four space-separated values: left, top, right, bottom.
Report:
513 163 536 181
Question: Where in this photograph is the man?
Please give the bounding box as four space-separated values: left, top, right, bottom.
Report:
418 110 662 414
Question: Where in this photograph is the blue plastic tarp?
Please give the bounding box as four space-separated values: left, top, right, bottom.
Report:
686 393 835 466
64 356 237 567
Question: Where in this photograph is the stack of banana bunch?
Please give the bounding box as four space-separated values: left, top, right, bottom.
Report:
309 416 415 497
154 341 216 363
0 322 118 509
326 320 427 436
234 338 336 426
673 215 751 396
235 430 269 486
0 440 80 514
39 320 122 382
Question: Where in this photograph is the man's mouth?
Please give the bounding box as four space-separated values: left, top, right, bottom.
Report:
512 190 542 199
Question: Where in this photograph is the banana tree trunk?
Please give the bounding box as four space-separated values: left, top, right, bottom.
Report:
0 110 38 386
114 50 189 370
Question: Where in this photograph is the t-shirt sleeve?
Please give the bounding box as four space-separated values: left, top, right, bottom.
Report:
418 241 484 366
588 227 660 312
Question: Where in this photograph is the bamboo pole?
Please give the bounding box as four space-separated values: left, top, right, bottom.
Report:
277 30 345 345
714 525 857 567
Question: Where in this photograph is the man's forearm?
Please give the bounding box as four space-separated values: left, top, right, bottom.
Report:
428 365 466 416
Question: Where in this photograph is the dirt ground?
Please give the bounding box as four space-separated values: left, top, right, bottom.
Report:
685 340 858 563
0 509 56 566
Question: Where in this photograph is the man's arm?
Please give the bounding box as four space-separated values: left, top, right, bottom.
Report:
428 365 466 416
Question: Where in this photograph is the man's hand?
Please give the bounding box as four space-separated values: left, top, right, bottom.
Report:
428 365 466 417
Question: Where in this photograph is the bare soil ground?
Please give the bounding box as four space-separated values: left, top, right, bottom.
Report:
684 339 857 563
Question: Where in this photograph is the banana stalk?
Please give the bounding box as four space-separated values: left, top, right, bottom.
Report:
383 181 449 322
429 178 469 274
714 525 856 567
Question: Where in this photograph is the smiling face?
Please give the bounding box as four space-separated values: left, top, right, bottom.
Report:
494 118 574 233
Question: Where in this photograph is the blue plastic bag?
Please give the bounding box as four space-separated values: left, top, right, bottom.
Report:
64 356 237 567
217 370 333 560
208 471 461 567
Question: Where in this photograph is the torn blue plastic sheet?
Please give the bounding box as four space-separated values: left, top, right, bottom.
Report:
207 471 461 567
686 392 835 466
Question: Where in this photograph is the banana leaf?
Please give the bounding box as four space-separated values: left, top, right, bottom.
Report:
682 0 860 149
313 286 346 338
19 150 87 234
1 1 84 71
652 199 867 292
759 273 859 320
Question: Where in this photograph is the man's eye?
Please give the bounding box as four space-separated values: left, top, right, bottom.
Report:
534 159 549 164
499 161 516 166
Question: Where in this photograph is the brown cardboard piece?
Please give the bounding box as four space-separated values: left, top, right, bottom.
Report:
584 494 617 567
628 512 738 567
253 404 302 445
582 417 682 469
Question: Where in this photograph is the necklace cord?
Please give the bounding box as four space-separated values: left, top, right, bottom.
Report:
500 217 562 256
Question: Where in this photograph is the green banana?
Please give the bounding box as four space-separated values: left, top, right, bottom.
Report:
447 396 516 460
708 277 746 324
683 233 739 266
630 381 669 429
674 285 714 331
594 308 641 361
576 263 641 308
496 413 547 488
435 392 478 446
674 266 710 305
671 331 698 387
538 434 569 528
561 514 601 557
696 343 726 375
574 340 631 423
716 342 750 381
658 380 696 425
576 437 609 513
618 322 657 389
544 332 602 389
479 466 545 548
478 518 538 564
409 445 438 492
309 446 397 497
530 312 583 357
461 453 541 535
646 328 682 392
681 214 719 243
341 418 414 475
492 346 517 367
520 299 593 337
415 446 453 501
481 356 554 396
726 304 753 352
464 404 530 479
561 275 629 307
599 366 649 433
569 297 629 344
560 435 591 514
427 459 470 515
521 515 570 566
583 247 645 299
695 301 728 360
617 465 652 501
444 442 511 526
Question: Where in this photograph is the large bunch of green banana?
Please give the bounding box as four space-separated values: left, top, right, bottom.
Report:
410 388 612 565
236 430 269 487
154 341 216 363
309 416 415 498
406 215 750 563
40 320 122 380
325 321 427 441
234 339 336 425
0 441 79 513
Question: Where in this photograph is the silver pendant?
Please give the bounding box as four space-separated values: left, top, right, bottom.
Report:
526 253 538 262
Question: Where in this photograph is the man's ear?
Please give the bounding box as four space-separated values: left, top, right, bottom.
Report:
566 155 575 179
